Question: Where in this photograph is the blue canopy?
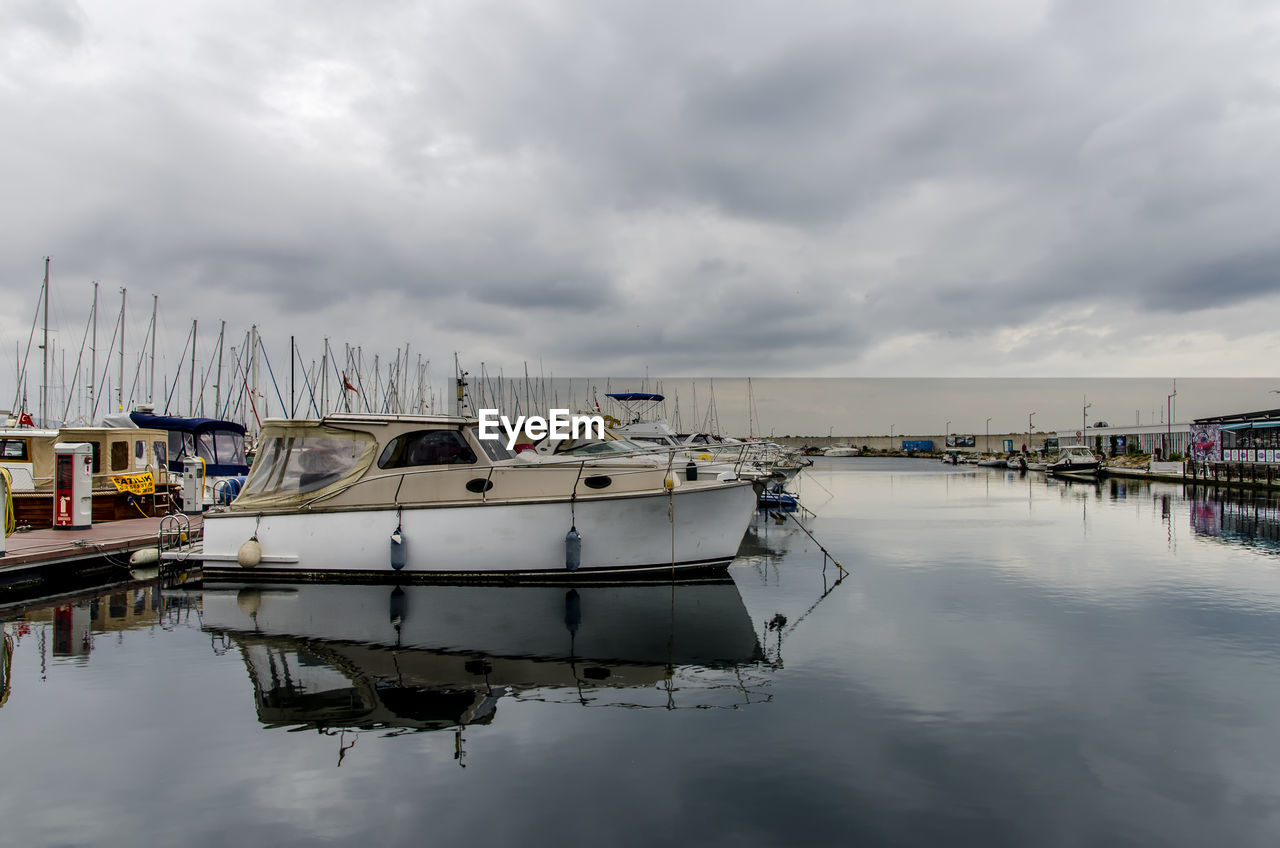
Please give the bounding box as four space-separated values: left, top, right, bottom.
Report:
130 412 246 435
605 392 665 402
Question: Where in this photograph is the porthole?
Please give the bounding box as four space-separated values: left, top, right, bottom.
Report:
466 478 494 493
583 475 612 489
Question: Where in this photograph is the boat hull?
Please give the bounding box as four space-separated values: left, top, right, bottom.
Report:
1045 460 1102 475
200 480 758 582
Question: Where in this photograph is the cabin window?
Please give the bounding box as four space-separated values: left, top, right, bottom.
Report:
135 440 146 469
90 442 101 473
1 438 27 460
378 430 477 468
172 432 196 461
110 441 129 471
212 430 247 466
153 441 167 468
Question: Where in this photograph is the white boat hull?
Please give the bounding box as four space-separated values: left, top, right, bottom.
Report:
201 480 758 581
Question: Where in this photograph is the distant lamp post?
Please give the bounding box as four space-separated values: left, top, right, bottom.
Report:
890 423 895 450
1083 399 1092 449
1167 386 1177 458
828 426 833 439
945 419 951 448
986 417 992 453
1028 412 1035 453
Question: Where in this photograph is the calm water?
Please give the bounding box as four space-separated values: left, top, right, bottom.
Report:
4 457 1280 847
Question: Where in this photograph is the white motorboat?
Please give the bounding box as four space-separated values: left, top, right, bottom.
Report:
824 445 857 457
199 413 759 582
603 394 807 482
1045 445 1103 476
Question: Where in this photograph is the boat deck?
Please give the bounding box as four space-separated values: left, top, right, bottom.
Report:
0 515 203 595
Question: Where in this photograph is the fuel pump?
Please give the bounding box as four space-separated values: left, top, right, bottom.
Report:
182 457 205 515
53 442 94 530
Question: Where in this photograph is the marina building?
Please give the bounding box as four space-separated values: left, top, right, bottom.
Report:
1189 407 1280 464
1051 422 1190 459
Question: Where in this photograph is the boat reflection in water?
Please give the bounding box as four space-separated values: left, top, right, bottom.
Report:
201 580 767 735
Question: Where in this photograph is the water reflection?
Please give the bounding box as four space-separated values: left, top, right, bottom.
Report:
2 584 195 667
737 513 802 560
200 581 767 738
1190 487 1280 555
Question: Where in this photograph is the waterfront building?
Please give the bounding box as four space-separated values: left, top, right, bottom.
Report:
1051 422 1190 459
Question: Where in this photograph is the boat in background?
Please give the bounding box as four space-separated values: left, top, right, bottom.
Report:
0 424 60 491
108 407 249 505
824 445 857 457
589 392 810 483
0 422 174 526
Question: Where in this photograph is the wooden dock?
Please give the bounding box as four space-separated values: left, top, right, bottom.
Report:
0 515 202 599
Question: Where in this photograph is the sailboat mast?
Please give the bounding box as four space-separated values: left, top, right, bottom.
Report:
149 295 157 405
118 287 126 412
215 320 225 415
250 324 260 419
320 337 328 416
189 319 197 416
40 256 50 426
89 282 97 415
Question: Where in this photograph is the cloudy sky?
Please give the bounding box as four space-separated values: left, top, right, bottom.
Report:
2 0 1279 423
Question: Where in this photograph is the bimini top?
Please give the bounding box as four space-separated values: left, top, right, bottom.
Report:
129 412 247 436
605 392 665 403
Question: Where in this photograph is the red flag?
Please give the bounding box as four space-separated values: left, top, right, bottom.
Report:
17 411 34 428
343 374 357 393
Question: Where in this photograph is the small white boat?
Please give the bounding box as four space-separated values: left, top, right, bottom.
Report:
824 445 857 457
200 413 758 582
605 397 806 482
1045 445 1103 476
976 456 1007 468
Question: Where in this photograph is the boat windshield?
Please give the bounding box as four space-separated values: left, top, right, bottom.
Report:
235 424 377 508
195 429 248 467
556 439 658 457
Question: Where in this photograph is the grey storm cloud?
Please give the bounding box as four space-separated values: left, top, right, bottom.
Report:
2 0 1279 402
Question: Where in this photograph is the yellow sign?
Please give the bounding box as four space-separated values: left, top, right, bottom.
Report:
111 473 155 495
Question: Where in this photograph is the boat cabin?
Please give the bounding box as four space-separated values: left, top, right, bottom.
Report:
0 426 60 491
2 425 168 491
226 414 684 513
